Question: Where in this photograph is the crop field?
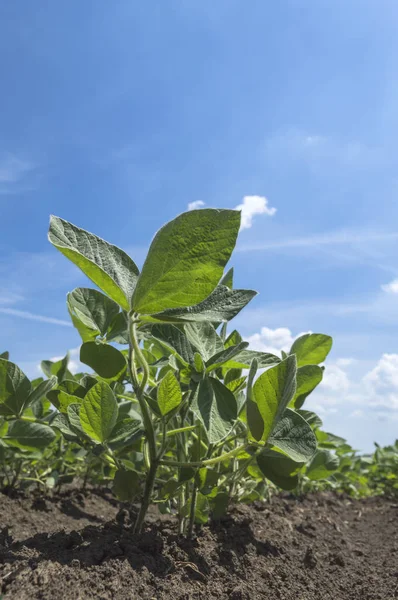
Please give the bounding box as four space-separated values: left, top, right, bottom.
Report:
1 209 397 599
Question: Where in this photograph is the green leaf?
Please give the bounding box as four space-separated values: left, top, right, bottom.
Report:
291 365 323 409
106 312 129 344
252 355 297 444
52 413 80 442
205 342 249 372
0 359 31 417
80 342 126 380
67 404 85 435
257 448 304 490
25 376 57 409
192 377 237 443
48 216 139 311
289 333 333 367
79 381 118 443
269 408 317 462
132 209 240 314
41 353 71 382
67 288 120 341
185 322 223 362
5 420 56 450
113 469 140 502
211 492 230 519
297 410 323 429
246 359 264 442
158 371 182 416
144 286 257 323
151 324 195 366
109 418 142 444
48 390 83 413
316 430 346 449
220 349 280 370
306 450 339 480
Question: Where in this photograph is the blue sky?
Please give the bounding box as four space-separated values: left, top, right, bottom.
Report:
1 0 398 451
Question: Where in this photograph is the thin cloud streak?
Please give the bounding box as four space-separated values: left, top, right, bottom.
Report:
0 308 72 327
237 230 398 252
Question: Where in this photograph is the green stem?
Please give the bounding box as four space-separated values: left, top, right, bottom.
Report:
116 393 139 404
187 482 198 538
160 443 248 469
128 315 159 533
133 459 158 534
167 425 197 437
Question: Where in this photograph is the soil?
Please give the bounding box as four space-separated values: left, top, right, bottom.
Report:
0 488 397 600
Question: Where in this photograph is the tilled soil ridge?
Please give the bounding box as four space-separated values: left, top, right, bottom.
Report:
0 489 397 599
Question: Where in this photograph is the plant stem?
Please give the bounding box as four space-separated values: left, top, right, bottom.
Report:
160 443 248 469
133 458 158 534
128 315 159 532
187 482 198 538
166 425 197 437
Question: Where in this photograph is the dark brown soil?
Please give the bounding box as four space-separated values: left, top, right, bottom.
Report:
0 488 397 599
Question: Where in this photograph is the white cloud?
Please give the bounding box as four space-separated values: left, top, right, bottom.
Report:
245 326 308 356
381 278 398 294
305 353 398 418
0 307 71 327
49 347 81 374
187 200 205 211
321 364 350 392
235 195 276 230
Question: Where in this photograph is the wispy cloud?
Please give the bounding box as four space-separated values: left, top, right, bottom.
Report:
264 129 383 171
0 291 24 305
0 153 39 195
238 229 398 252
0 307 71 327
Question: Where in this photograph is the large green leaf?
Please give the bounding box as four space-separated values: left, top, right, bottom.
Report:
25 376 57 409
291 365 323 409
257 448 304 490
5 420 56 450
157 371 182 416
191 377 237 443
48 390 83 413
289 333 332 367
269 408 317 462
251 355 297 443
151 324 195 366
79 381 118 443
41 353 71 382
0 359 32 417
246 359 264 441
184 322 223 362
306 449 339 480
67 288 120 341
80 342 126 380
132 209 240 314
205 342 249 372
219 349 280 370
143 286 257 323
48 216 139 311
